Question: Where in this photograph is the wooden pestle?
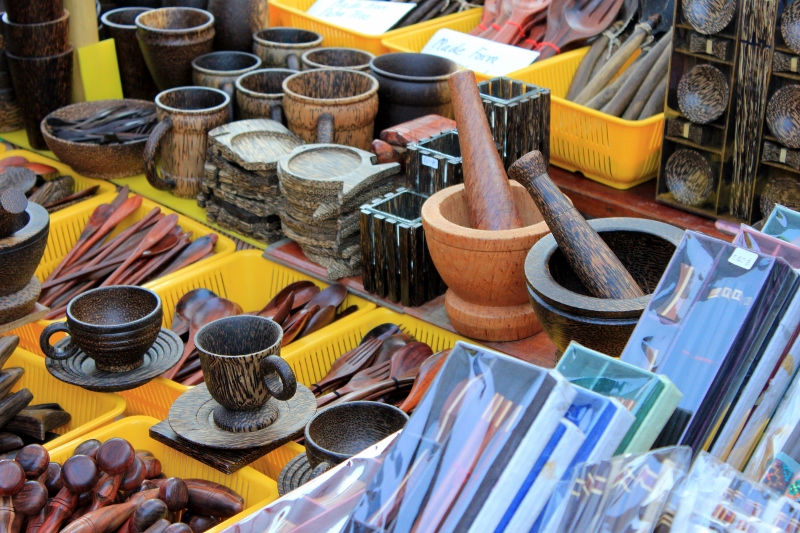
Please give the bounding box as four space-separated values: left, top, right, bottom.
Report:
448 70 523 231
23 507 44 533
43 463 62 497
0 190 27 240
163 525 192 533
87 439 135 514
59 489 159 533
119 499 168 533
158 478 188 516
508 152 645 299
73 441 101 461
136 454 161 480
11 481 47 523
182 513 220 533
14 447 48 482
0 460 25 533
37 455 99 533
120 458 146 492
183 480 243 507
141 519 170 533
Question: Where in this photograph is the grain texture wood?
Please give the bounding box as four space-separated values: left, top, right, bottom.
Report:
567 21 620 101
510 151 644 299
537 0 625 60
4 406 71 441
207 120 301 172
624 42 671 120
449 70 523 231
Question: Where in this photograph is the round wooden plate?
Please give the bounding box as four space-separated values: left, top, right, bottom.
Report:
45 328 183 392
168 382 315 449
278 452 314 496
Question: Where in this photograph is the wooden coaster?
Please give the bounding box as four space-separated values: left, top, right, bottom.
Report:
278 453 314 496
168 383 315 449
45 328 183 392
0 276 40 325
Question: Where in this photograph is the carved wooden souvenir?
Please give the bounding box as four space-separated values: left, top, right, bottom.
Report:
677 64 729 124
682 0 736 34
406 130 462 196
763 140 800 170
767 84 800 149
665 149 717 206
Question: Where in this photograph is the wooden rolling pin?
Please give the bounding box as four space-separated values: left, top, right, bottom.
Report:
449 70 523 231
0 190 27 240
509 151 645 299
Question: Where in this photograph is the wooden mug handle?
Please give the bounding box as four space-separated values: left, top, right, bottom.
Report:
143 118 177 192
286 53 300 71
259 355 297 401
316 113 334 144
39 323 77 361
269 103 284 124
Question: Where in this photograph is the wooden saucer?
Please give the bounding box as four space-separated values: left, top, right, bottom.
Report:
168 383 315 449
45 328 183 392
278 453 314 496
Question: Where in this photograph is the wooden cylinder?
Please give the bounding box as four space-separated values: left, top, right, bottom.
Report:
509 151 645 300
448 70 523 231
0 189 27 239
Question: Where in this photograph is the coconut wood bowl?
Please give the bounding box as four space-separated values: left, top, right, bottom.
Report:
677 64 729 124
665 149 717 206
767 85 800 149
681 0 736 35
783 0 800 55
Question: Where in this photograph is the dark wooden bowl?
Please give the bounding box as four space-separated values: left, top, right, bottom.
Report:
0 201 48 298
761 172 800 218
304 401 408 468
783 0 800 55
677 64 729 124
767 85 800 149
525 218 684 356
40 99 155 179
681 0 736 35
665 149 716 206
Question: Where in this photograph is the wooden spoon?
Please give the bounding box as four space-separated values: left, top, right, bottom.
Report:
0 157 28 168
102 214 179 286
304 284 347 311
64 196 143 270
119 235 190 286
289 284 320 311
163 297 241 381
281 305 318 346
310 336 388 394
399 349 451 413
317 361 391 407
535 0 625 60
491 0 551 44
262 281 316 316
299 305 337 339
258 293 294 324
170 289 217 336
44 204 115 282
374 333 416 365
361 324 401 343
157 234 217 277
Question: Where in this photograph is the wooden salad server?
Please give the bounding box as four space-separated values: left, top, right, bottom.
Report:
535 0 625 60
399 349 451 413
509 151 644 299
492 0 551 45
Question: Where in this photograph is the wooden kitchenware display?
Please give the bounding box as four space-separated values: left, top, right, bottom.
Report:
199 119 302 245
2 2 72 149
301 48 375 72
0 157 91 215
278 143 400 279
657 0 800 223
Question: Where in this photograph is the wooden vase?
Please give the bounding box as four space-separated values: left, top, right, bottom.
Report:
207 0 269 52
421 182 549 341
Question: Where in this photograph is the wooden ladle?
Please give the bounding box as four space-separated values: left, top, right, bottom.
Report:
535 0 625 60
399 349 451 413
170 289 217 336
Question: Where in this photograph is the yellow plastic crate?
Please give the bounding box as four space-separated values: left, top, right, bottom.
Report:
7 347 126 450
12 194 236 355
48 416 279 533
268 0 481 56
1 149 117 199
382 21 666 189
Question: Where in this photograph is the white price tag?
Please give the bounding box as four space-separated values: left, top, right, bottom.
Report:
306 0 414 35
729 247 758 270
421 155 439 169
421 29 539 77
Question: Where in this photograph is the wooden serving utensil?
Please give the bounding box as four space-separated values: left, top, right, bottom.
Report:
171 289 217 337
316 361 392 407
399 349 451 413
374 333 415 365
535 0 626 60
0 159 27 169
45 204 115 283
0 460 25 533
300 305 336 339
310 336 387 394
41 186 100 210
86 439 135 514
37 455 99 533
281 305 318 346
102 215 179 287
492 0 551 44
157 235 218 278
256 281 316 319
256 293 293 324
118 235 190 287
303 284 347 311
509 151 644 299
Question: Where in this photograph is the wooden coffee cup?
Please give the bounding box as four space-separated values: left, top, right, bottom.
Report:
144 86 230 198
301 48 375 72
135 7 215 90
282 68 379 150
2 10 70 57
192 51 262 98
39 286 163 372
101 7 159 100
194 315 297 411
235 68 294 121
252 27 322 70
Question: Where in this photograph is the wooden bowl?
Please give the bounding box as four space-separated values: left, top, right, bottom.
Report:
682 0 736 34
767 85 800 149
783 0 800 55
40 99 155 179
677 64 729 124
304 401 408 469
665 149 716 206
0 201 49 298
761 172 800 218
422 181 549 341
525 218 684 356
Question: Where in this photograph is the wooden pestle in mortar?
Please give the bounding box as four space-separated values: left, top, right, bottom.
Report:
509 151 645 299
449 70 523 231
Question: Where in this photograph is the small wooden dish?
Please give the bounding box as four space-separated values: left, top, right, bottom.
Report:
665 149 717 206
767 85 800 149
677 64 729 124
41 99 156 179
783 0 800 55
682 0 736 35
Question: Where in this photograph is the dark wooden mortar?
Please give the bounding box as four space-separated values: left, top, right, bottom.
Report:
0 201 49 298
525 218 684 356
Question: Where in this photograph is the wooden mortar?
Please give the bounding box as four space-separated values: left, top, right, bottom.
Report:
422 181 549 341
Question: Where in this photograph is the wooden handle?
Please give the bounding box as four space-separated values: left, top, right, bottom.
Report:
184 482 243 518
144 118 177 192
60 490 159 533
566 31 611 101
286 54 300 71
509 152 645 299
316 113 334 144
259 355 297 401
269 103 283 125
623 42 671 120
0 190 26 239
449 70 523 231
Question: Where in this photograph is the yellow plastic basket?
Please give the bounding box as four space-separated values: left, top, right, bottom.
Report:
12 194 236 355
268 0 481 56
47 416 279 533
382 21 666 189
7 347 126 450
1 149 117 199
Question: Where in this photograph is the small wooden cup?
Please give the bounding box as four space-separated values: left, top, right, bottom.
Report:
5 0 64 24
301 48 375 72
252 27 322 70
2 10 70 58
192 51 262 97
234 68 294 121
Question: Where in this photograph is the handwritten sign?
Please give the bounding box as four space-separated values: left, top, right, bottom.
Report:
421 29 539 77
307 0 414 35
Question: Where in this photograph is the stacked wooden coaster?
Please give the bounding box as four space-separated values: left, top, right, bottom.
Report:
199 120 303 244
278 144 400 279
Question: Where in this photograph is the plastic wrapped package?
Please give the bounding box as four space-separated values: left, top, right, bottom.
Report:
536 446 691 533
735 225 800 269
669 452 800 533
763 205 800 246
620 231 798 452
340 342 577 533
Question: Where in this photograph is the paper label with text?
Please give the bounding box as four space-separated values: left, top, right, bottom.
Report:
421 29 539 77
306 0 414 35
421 155 439 169
729 247 758 270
